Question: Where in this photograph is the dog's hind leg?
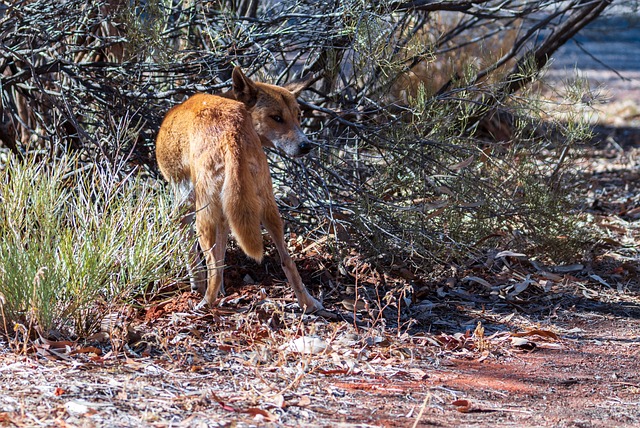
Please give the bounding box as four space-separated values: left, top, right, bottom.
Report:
182 211 207 295
172 182 207 295
196 210 229 308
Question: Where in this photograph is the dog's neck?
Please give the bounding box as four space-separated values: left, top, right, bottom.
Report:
218 89 273 148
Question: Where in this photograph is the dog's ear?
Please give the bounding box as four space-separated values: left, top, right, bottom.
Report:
284 72 319 97
232 67 258 108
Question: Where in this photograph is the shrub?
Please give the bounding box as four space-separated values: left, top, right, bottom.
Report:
0 154 189 337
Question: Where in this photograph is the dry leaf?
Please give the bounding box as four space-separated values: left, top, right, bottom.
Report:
463 276 493 289
297 395 311 407
508 276 534 297
477 349 490 362
317 368 350 376
458 200 484 208
64 400 99 416
451 399 472 413
539 279 553 292
435 186 455 196
246 407 276 422
511 337 530 347
422 198 449 210
424 206 447 220
624 206 640 219
70 346 102 356
286 337 330 354
365 336 389 346
210 392 237 412
512 329 560 341
550 264 584 273
511 337 537 352
589 274 611 288
495 250 527 258
448 155 475 172
40 338 76 349
537 271 564 281
340 299 368 312
85 331 110 343
272 394 286 409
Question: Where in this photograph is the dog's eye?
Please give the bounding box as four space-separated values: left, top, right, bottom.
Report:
271 115 283 123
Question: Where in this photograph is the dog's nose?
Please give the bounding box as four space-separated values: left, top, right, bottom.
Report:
299 140 313 154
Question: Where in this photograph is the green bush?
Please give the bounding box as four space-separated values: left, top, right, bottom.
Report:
0 155 190 337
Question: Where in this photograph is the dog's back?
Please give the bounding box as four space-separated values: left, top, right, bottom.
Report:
156 93 265 260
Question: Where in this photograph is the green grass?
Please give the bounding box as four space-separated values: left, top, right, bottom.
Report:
0 155 190 338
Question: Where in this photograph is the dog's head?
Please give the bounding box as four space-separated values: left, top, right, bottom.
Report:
232 67 313 157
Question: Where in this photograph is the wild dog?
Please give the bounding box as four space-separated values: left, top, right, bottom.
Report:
155 67 323 313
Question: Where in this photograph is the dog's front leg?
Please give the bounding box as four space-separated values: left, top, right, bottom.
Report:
261 203 323 313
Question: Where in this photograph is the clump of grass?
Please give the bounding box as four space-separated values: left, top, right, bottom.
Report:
0 155 189 338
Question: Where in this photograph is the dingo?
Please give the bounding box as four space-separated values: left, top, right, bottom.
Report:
156 67 323 313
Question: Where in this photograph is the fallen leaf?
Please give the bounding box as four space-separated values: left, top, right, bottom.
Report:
409 368 429 381
0 413 15 424
317 368 350 376
422 198 449 210
512 329 560 341
286 337 330 354
495 250 527 258
38 338 76 350
624 206 640 219
89 355 105 364
448 155 475 172
85 332 110 343
550 264 584 273
477 349 490 362
537 271 563 281
272 394 286 409
64 400 100 416
246 407 276 422
70 346 102 356
296 395 311 407
211 392 237 412
511 337 537 352
539 279 554 292
462 276 493 289
341 299 368 312
452 399 472 413
589 274 611 288
458 200 484 208
508 276 534 297
364 336 389 346
435 186 454 196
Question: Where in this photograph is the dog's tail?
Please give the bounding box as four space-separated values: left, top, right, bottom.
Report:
221 132 264 263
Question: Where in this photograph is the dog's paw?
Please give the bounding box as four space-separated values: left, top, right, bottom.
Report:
303 297 324 314
194 298 209 311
